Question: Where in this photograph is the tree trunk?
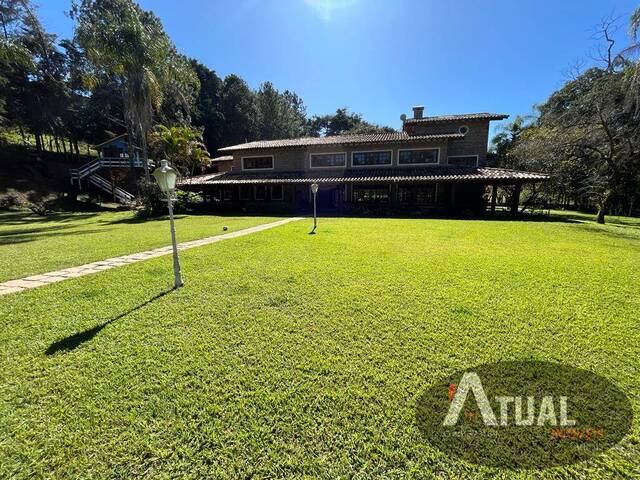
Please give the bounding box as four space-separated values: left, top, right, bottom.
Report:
596 191 612 224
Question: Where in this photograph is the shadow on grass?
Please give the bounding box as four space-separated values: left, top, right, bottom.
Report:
0 211 99 225
45 288 175 356
0 227 106 246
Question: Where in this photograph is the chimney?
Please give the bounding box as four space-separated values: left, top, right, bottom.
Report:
412 105 424 119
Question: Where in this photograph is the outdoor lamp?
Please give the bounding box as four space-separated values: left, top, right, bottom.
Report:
153 159 178 192
310 183 319 234
152 159 183 288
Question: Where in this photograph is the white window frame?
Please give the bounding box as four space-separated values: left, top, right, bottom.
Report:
308 151 347 169
270 185 284 201
241 155 274 171
350 149 393 168
397 147 441 166
447 154 479 167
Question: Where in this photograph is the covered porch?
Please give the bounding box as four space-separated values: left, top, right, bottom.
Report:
179 166 549 215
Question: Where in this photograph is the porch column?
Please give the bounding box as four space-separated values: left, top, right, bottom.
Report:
490 184 498 213
450 184 457 210
510 183 522 215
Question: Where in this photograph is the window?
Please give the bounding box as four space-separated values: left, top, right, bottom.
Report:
352 150 392 167
222 188 232 201
310 152 346 168
254 185 266 200
448 155 478 167
459 125 469 135
352 185 390 203
398 148 439 165
398 185 437 205
271 185 283 201
240 185 251 200
242 156 273 170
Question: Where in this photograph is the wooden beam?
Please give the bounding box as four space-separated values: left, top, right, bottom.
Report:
511 183 522 215
490 184 498 213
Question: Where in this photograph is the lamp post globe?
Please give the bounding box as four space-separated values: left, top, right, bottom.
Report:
152 159 183 288
153 159 177 193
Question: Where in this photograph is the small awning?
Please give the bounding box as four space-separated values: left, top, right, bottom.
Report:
179 167 549 187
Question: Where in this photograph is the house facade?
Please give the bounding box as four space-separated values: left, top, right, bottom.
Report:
182 107 548 214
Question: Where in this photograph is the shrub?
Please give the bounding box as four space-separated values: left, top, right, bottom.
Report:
0 189 57 215
137 178 165 216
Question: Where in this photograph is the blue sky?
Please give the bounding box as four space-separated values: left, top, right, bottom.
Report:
40 0 638 135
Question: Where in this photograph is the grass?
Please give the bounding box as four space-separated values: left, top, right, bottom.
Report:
0 210 279 282
1 213 639 478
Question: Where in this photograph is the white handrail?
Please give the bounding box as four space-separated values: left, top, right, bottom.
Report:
87 173 135 203
70 158 145 181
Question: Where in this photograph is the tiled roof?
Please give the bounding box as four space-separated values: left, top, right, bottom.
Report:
218 132 463 152
179 167 549 186
210 155 233 162
404 113 509 123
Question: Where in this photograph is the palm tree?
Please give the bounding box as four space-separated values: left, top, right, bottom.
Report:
149 124 210 177
71 0 198 180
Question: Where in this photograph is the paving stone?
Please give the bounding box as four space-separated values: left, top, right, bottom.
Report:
3 279 48 288
0 286 25 295
0 217 303 295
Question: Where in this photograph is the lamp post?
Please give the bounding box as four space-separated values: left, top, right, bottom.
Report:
153 159 183 288
310 183 319 234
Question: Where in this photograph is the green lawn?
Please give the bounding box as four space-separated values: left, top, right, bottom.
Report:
0 210 279 282
1 213 639 478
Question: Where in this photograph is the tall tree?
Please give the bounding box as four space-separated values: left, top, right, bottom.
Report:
189 59 224 153
220 74 256 145
72 0 198 179
254 81 307 140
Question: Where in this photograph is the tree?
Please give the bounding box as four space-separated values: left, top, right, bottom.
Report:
148 124 210 176
624 7 640 118
189 59 224 153
254 81 307 140
220 74 256 145
307 108 394 137
72 0 199 179
513 67 640 223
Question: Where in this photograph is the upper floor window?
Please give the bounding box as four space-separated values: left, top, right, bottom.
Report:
458 125 469 135
398 148 439 165
352 150 392 167
448 155 478 167
242 155 274 170
310 152 346 168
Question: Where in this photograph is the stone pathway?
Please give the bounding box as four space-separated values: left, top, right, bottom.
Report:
0 217 303 296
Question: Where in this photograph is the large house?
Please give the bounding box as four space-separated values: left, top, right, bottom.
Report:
182 106 548 214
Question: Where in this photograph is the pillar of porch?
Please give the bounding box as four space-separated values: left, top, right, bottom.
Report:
511 183 522 215
490 184 498 213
